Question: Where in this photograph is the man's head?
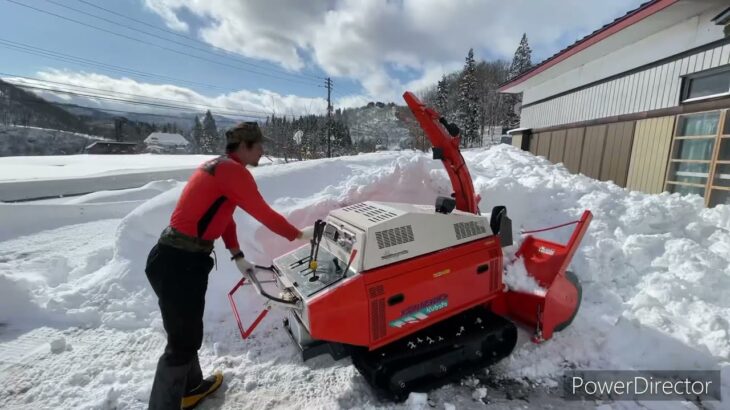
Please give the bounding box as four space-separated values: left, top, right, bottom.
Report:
226 122 264 166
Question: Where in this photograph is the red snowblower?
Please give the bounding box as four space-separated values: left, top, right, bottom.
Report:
229 91 592 399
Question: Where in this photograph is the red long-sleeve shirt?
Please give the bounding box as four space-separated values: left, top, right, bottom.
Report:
169 153 299 249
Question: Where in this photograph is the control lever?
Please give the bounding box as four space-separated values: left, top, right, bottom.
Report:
307 220 327 281
289 219 326 270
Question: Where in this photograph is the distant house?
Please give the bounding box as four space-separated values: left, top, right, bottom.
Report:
500 0 730 207
84 141 139 154
144 132 189 154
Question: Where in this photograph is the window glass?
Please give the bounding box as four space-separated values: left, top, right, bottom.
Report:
713 164 730 188
708 189 730 207
686 70 730 100
671 139 715 160
718 138 730 161
677 111 720 136
667 162 710 185
668 183 705 197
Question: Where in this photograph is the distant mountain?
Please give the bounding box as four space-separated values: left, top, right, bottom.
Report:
0 79 88 133
54 102 240 132
0 124 107 156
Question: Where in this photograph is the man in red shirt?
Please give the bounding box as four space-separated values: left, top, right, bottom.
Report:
145 122 313 409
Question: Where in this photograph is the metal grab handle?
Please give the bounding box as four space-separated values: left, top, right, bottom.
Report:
244 265 300 308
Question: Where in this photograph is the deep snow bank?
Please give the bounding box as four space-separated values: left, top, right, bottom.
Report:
2 145 728 408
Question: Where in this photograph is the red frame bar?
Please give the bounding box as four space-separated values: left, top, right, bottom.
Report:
228 277 270 339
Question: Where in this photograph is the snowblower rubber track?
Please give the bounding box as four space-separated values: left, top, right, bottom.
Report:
351 306 517 401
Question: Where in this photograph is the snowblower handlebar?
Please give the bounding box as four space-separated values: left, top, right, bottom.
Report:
403 91 480 214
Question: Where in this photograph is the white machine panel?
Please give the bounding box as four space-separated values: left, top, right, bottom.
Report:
329 201 491 271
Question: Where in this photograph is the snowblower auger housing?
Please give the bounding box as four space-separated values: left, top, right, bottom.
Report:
228 91 592 400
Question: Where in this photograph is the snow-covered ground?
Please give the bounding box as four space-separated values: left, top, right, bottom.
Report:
0 154 214 182
0 145 728 409
0 154 283 201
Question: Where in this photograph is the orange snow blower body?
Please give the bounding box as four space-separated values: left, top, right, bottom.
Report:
230 91 592 399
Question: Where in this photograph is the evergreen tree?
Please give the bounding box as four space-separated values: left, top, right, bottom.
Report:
508 33 532 80
200 110 219 154
457 48 480 147
192 115 203 153
436 75 449 115
504 34 532 128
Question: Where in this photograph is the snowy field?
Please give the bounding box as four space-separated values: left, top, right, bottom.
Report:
0 145 728 409
0 154 282 201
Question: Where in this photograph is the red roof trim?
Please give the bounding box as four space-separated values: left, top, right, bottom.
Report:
498 0 678 92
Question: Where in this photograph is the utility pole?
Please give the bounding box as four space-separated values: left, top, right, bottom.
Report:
325 77 333 157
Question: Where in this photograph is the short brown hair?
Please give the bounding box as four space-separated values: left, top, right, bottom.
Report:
225 122 263 152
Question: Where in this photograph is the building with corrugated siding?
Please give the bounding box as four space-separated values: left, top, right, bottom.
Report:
500 0 730 207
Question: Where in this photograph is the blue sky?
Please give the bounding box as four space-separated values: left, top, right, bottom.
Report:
0 0 644 117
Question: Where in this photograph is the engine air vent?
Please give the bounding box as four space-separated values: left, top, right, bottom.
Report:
368 285 384 298
454 221 487 240
342 203 397 223
371 298 386 341
375 225 414 249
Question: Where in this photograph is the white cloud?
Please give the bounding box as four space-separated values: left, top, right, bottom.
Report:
4 70 329 119
143 0 190 32
143 0 643 99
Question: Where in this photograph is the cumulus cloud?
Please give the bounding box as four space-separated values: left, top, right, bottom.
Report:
143 0 642 99
4 70 334 119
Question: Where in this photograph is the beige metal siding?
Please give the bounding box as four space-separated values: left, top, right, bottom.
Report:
519 42 730 129
600 121 636 186
548 129 567 163
579 125 607 179
626 116 675 193
512 134 523 149
563 128 585 174
536 132 552 157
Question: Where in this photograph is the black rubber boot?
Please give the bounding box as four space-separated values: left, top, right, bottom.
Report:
181 372 223 410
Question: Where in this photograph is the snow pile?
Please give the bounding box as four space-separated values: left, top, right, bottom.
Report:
503 257 546 296
1 145 728 409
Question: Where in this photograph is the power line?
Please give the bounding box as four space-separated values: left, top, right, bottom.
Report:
2 72 274 116
12 83 271 120
4 0 322 87
74 0 323 82
0 38 233 92
45 0 322 84
0 41 328 118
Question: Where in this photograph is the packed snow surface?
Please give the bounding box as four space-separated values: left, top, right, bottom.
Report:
0 154 214 181
1 145 728 409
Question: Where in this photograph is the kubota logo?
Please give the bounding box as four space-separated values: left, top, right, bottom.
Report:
389 294 448 328
538 246 555 255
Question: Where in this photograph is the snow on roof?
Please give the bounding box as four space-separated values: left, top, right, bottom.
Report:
144 132 189 146
507 127 531 134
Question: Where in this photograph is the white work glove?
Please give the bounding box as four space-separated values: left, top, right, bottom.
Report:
299 226 315 241
234 257 255 276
